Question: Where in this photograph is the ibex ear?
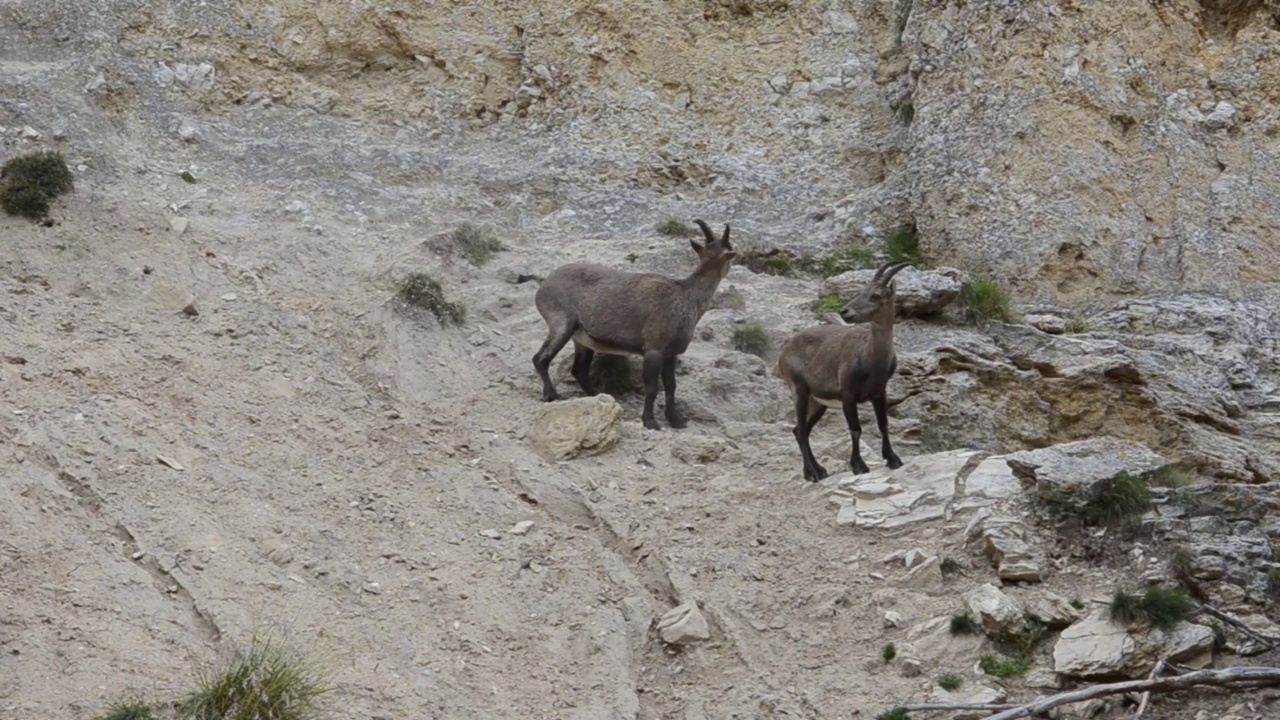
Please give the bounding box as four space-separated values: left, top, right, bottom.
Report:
724 250 737 261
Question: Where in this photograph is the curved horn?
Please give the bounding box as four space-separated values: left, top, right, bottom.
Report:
872 260 895 282
693 219 716 245
879 262 911 285
720 223 732 249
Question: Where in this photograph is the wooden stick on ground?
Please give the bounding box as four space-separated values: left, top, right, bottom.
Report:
1132 658 1168 719
900 703 1017 713
978 666 1280 720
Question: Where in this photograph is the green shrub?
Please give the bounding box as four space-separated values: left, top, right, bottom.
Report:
1070 597 1086 610
939 557 962 576
180 170 197 184
1 184 51 219
949 611 979 636
958 278 1018 323
884 223 922 265
1078 472 1152 531
937 673 963 691
1108 587 1197 629
181 638 330 720
731 324 771 357
875 708 908 720
655 218 697 237
1 150 73 221
451 223 505 266
811 292 845 320
881 642 897 663
978 653 1029 678
397 273 465 326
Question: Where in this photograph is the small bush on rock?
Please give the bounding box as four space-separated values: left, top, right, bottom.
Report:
937 673 963 691
885 223 923 266
1079 471 1152 531
1108 587 1196 630
949 611 979 635
397 273 465 326
875 708 908 720
958 277 1018 323
1 150 73 220
731 324 771 357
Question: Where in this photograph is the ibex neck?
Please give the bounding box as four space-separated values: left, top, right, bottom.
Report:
680 267 725 303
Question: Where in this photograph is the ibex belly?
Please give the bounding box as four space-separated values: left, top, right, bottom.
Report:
813 396 845 409
572 330 638 356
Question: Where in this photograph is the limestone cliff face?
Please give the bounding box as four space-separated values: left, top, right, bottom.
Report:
104 0 1280 303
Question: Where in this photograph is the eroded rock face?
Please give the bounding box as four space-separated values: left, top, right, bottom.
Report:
526 395 623 461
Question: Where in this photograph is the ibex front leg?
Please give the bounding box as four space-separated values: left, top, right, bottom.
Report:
841 391 871 475
872 396 903 470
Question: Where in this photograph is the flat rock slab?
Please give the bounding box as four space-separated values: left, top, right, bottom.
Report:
1005 436 1167 508
831 450 982 529
1053 611 1135 678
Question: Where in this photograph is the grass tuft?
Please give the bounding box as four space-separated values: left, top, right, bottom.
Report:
1 150 73 220
937 673 963 691
885 223 923 265
96 703 156 720
978 653 1030 679
875 708 908 720
655 218 698 237
1109 587 1197 629
939 557 962 576
1209 620 1227 652
1078 471 1152 531
731 324 771 357
1063 314 1090 333
1070 597 1086 610
949 611 979 636
180 170 197 184
881 642 897 663
182 638 330 720
958 277 1018 323
451 223 505 266
397 273 465 326
811 292 845 320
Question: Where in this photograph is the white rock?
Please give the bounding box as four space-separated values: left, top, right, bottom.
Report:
508 520 534 536
903 548 929 569
1053 611 1135 678
884 610 904 628
1203 101 1237 131
966 583 1025 639
656 602 710 645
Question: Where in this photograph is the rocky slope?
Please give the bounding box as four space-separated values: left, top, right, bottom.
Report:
2 0 1279 719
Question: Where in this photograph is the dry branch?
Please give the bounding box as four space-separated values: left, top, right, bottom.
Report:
1196 605 1280 655
900 703 1016 713
979 666 1280 720
1132 658 1168 718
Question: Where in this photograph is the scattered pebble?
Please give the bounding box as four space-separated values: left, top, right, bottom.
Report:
508 520 534 536
479 528 502 540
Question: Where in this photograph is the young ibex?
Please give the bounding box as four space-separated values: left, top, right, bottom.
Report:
777 261 911 480
532 219 736 430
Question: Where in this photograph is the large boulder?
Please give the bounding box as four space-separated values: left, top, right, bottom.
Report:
821 266 967 318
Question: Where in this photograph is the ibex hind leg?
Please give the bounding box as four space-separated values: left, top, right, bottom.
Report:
532 318 577 402
571 342 597 396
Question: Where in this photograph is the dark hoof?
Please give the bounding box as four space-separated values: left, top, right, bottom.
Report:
642 416 663 431
666 415 688 429
542 389 561 402
850 458 871 475
884 453 904 470
803 464 829 482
